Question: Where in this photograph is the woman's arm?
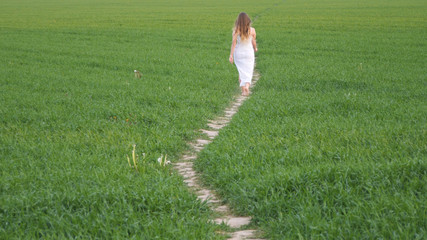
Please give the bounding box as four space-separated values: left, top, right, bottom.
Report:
229 32 238 64
251 27 257 52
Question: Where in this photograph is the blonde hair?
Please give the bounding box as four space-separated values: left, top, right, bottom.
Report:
233 12 251 41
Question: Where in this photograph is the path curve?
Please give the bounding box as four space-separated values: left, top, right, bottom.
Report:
173 3 287 237
174 70 263 239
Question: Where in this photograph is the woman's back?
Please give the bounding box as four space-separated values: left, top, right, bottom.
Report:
236 35 253 46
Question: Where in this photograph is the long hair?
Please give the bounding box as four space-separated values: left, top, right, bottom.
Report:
233 12 251 41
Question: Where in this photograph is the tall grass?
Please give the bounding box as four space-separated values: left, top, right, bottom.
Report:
196 0 426 238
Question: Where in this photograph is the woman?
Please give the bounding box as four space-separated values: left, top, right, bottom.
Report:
229 12 258 96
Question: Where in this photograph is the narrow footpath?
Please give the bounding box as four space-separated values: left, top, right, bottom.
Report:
174 71 263 239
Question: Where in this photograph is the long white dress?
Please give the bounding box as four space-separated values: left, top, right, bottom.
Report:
233 35 255 87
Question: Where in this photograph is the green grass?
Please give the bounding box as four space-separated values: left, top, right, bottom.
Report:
0 0 267 238
196 0 427 239
1 0 426 239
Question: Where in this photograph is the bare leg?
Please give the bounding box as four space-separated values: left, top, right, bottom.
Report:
242 88 248 96
241 86 246 95
239 77 245 95
243 83 250 96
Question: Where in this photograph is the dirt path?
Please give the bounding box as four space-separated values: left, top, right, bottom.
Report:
174 70 263 239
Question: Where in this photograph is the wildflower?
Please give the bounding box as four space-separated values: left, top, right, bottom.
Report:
157 154 170 166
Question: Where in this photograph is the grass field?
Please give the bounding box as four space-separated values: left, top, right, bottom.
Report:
1 0 426 239
196 0 427 239
0 0 266 238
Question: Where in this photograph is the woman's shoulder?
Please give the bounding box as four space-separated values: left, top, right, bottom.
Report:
250 27 256 36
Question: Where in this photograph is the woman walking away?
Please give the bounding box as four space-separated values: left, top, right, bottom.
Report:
229 12 258 96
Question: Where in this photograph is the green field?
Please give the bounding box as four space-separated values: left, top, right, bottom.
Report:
1 0 426 239
197 0 427 239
